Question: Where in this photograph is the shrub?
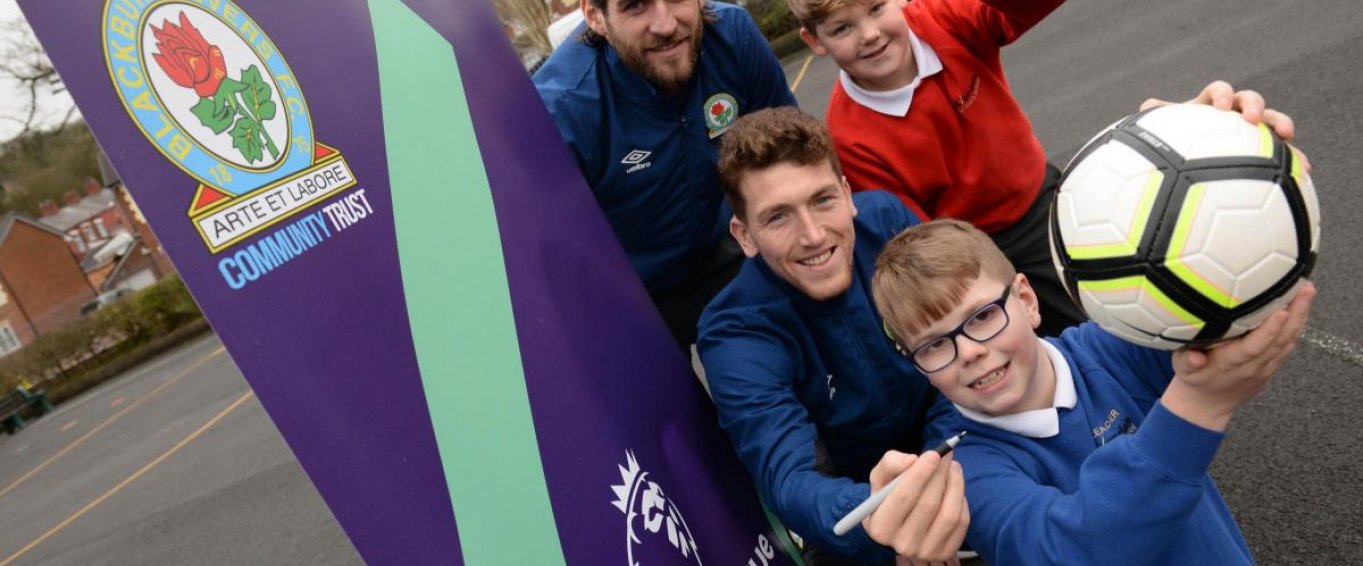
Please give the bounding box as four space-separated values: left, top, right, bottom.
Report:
742 0 800 41
0 275 203 390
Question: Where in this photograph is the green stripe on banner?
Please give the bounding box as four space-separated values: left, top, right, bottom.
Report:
368 1 566 564
760 499 809 566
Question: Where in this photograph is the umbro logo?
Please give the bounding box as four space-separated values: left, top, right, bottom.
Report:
622 150 651 164
622 150 653 173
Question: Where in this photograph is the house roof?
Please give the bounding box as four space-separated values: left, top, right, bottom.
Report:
100 234 145 292
0 212 71 246
37 188 117 232
80 229 135 270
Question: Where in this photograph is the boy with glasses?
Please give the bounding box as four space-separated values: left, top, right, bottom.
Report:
872 219 1316 565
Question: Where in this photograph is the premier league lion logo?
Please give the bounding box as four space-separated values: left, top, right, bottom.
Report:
611 451 704 566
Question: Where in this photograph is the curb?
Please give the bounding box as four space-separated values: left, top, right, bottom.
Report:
48 318 214 405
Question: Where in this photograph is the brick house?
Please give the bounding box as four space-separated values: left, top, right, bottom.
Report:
37 176 173 292
39 178 129 262
0 214 98 356
98 155 175 290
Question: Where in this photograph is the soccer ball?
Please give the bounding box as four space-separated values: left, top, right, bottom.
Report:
1049 104 1320 350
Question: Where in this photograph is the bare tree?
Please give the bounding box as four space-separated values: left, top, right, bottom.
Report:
0 15 98 218
492 0 555 60
0 17 99 217
0 18 78 142
0 122 102 217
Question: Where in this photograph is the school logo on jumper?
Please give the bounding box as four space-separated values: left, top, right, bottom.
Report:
610 450 703 566
103 0 359 254
1092 408 1139 445
953 74 981 114
704 93 737 139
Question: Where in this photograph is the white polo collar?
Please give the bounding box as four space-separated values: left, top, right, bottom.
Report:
955 341 1075 439
838 28 942 117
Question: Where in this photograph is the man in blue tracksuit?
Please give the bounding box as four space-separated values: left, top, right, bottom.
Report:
696 88 1299 564
871 219 1316 565
534 0 796 345
699 108 967 565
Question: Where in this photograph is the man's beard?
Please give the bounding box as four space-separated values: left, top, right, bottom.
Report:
612 24 703 96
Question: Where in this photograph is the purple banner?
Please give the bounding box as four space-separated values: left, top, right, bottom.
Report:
17 0 798 564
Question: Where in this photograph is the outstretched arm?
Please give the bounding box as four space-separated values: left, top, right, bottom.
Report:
1162 282 1316 431
961 405 1228 566
965 284 1315 565
699 324 895 563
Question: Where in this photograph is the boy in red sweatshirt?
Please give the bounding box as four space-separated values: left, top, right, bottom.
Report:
797 0 1073 332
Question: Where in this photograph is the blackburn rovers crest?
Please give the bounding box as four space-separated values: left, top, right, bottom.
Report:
704 93 737 139
103 0 356 253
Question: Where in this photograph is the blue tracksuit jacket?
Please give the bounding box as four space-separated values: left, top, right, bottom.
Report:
533 3 797 294
699 191 954 563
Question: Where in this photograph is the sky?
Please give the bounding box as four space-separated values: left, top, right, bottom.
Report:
0 0 79 144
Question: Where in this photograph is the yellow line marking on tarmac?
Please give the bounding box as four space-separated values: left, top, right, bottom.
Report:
0 390 255 566
790 54 814 94
0 347 226 502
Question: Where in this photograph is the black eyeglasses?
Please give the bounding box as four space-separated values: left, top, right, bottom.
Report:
885 285 1013 373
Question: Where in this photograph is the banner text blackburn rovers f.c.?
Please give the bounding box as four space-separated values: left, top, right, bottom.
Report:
17 0 801 564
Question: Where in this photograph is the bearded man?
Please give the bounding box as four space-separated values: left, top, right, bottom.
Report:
533 0 797 347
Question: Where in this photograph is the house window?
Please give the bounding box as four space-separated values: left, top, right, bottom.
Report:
94 218 109 238
81 222 96 242
67 233 86 253
0 323 21 356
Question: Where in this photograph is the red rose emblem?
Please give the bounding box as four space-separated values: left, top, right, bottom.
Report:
152 12 227 97
711 102 725 117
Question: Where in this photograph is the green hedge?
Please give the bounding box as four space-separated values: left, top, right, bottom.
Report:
0 276 204 397
743 0 801 42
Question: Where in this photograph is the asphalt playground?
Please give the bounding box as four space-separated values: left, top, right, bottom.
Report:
0 335 362 565
0 0 1359 564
